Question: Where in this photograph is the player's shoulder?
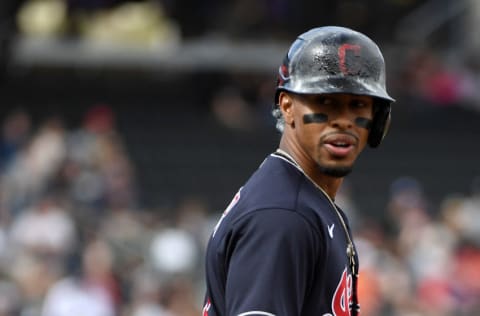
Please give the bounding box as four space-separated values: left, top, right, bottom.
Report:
235 154 329 229
240 154 303 210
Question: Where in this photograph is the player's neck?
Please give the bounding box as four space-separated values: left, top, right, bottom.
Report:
277 141 342 200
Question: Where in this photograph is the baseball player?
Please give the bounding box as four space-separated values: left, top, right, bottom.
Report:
203 26 395 316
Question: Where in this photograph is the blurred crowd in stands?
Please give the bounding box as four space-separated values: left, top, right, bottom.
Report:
0 105 213 316
343 176 480 316
0 103 477 316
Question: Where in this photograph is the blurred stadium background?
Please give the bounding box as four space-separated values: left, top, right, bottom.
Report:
0 0 479 315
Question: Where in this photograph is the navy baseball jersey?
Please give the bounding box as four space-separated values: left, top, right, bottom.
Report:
203 152 359 316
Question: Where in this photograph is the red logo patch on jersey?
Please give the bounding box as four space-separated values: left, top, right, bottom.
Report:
203 298 211 316
331 267 354 316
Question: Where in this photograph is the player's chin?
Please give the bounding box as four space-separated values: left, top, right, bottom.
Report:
316 163 353 178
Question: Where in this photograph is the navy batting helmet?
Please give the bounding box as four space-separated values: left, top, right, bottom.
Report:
275 26 395 147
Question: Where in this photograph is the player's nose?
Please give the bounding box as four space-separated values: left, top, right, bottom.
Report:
329 105 354 129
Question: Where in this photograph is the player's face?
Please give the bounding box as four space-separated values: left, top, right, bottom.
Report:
282 92 374 177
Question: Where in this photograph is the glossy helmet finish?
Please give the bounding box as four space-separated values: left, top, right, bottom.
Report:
275 26 395 147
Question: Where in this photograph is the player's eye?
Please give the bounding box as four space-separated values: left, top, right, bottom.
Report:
351 98 373 110
351 100 366 108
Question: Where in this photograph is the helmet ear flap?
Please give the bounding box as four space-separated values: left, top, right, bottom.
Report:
368 103 391 148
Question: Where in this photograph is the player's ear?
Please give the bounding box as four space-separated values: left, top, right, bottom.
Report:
279 92 294 125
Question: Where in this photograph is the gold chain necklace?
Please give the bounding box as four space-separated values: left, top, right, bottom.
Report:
273 149 360 315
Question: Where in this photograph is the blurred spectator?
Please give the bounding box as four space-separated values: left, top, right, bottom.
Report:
413 221 457 315
0 280 21 315
8 193 76 258
10 252 58 315
41 239 119 316
0 108 31 172
386 176 430 234
41 275 115 316
128 267 173 316
98 134 138 210
65 104 138 213
99 206 150 294
161 276 200 316
26 117 67 188
450 242 480 314
1 116 66 219
455 176 480 242
355 237 384 316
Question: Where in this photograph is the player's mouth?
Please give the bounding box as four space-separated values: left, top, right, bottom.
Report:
321 133 357 158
